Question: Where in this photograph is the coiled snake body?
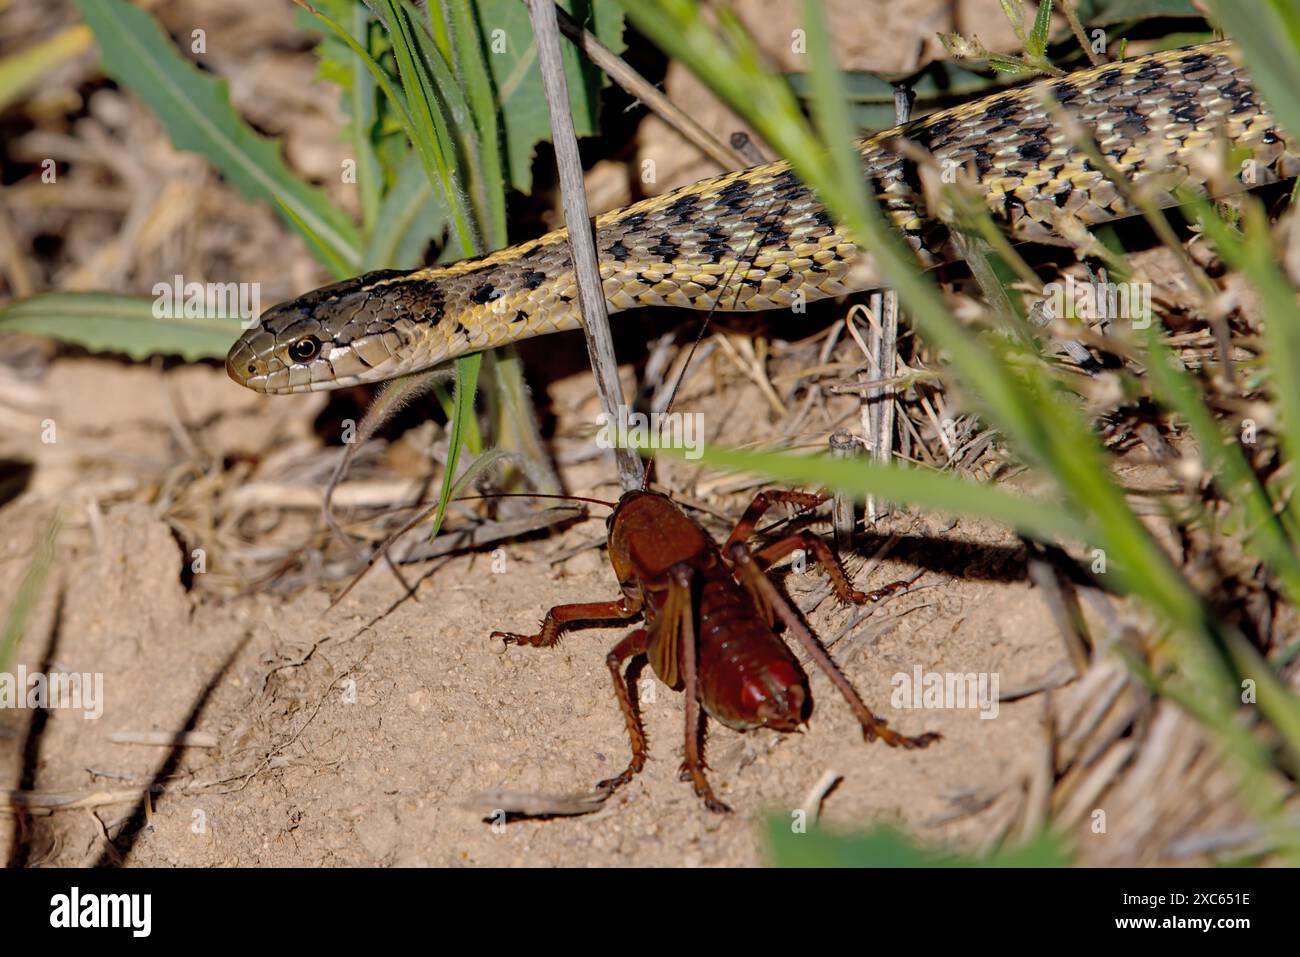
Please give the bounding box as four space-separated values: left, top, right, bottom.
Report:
227 41 1297 394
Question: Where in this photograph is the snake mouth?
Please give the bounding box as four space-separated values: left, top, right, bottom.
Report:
225 335 389 394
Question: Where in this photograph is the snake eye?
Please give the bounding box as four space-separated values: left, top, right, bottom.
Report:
289 335 322 363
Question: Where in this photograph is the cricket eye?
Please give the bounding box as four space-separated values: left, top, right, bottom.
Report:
289 335 322 362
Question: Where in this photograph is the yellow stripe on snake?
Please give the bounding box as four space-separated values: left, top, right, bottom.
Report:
227 41 1297 394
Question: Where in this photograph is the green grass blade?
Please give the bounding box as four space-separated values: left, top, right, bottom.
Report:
1185 193 1300 534
1143 324 1300 603
445 0 508 248
375 0 478 256
1028 0 1054 58
0 24 93 112
347 2 384 232
689 443 1089 542
428 353 483 541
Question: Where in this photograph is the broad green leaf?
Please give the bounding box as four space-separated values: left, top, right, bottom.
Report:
362 153 448 270
73 0 360 272
479 0 626 194
0 293 243 361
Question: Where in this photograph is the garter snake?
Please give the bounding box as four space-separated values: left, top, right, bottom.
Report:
227 41 1296 395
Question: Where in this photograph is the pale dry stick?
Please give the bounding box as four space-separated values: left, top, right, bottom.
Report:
649 338 718 413
460 788 607 818
0 789 151 815
784 321 847 437
232 479 436 512
1009 693 1057 849
544 0 750 171
1165 818 1300 860
1070 680 1148 772
1062 0 1107 67
1055 738 1137 832
829 430 857 548
1024 543 1091 675
713 333 787 418
641 332 683 409
862 85 912 522
799 769 843 827
1102 702 1194 850
894 400 940 467
527 0 639 491
0 199 35 298
85 809 123 866
86 768 135 782
916 385 956 460
1056 659 1131 767
107 731 219 748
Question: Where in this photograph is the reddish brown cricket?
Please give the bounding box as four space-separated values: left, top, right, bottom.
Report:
492 487 939 813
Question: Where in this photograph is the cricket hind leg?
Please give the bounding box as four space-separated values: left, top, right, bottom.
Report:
754 531 921 605
729 541 940 750
722 489 825 554
726 489 921 606
669 563 730 813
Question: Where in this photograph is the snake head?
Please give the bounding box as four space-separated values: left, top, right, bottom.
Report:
226 269 444 393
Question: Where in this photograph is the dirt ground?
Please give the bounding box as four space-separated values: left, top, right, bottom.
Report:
0 353 1075 867
0 0 1274 867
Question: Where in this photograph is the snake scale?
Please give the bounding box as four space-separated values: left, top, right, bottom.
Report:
227 40 1297 394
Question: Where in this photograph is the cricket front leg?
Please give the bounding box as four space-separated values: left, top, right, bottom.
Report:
491 595 640 648
729 542 940 750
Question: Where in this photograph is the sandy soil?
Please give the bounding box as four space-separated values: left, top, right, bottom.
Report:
0 352 1074 867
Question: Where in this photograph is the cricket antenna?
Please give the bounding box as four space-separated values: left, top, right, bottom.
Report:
454 491 617 509
328 490 615 611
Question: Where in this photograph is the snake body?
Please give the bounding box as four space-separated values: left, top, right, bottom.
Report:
227 41 1296 394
